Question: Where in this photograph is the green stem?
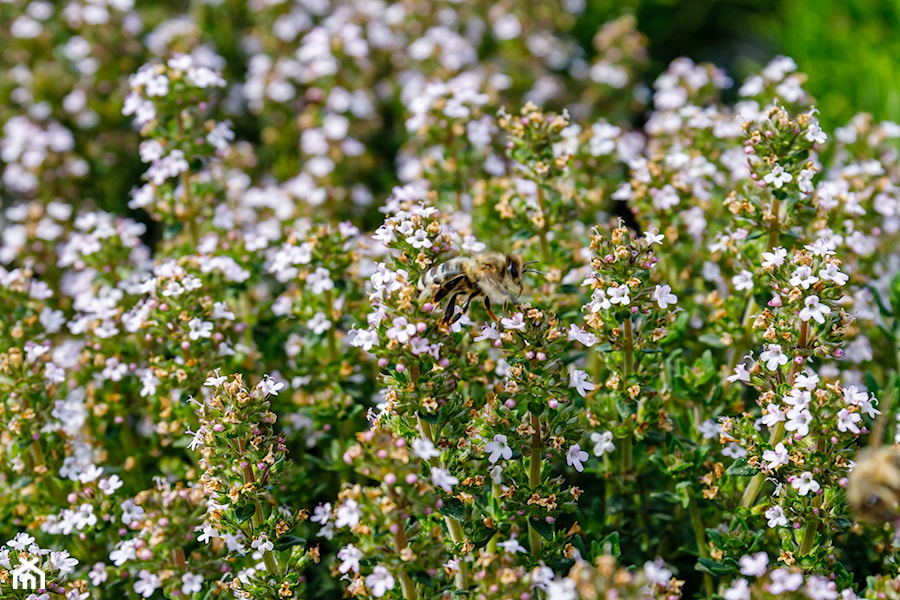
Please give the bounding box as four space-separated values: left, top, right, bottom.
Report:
766 195 781 250
324 287 338 363
688 491 714 598
239 439 280 576
417 414 471 590
488 483 501 555
387 489 418 600
740 320 809 509
621 317 634 478
536 183 551 265
799 437 827 556
725 296 758 390
528 412 543 558
871 343 900 448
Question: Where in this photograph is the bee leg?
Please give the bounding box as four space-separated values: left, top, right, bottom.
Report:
483 296 499 322
451 291 481 324
441 292 461 324
433 276 466 304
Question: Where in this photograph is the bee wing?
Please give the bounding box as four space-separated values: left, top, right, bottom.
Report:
479 267 518 304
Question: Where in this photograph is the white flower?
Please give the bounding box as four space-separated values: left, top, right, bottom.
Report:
204 368 227 387
791 471 820 496
590 431 615 456
188 318 213 340
607 285 630 305
387 317 417 344
761 247 787 268
498 536 527 554
759 344 788 371
134 570 161 598
306 267 335 294
799 295 831 324
651 284 678 309
739 551 768 577
182 573 203 595
836 408 861 434
569 369 595 398
500 313 526 330
546 578 577 600
257 374 285 396
307 311 332 335
789 265 819 289
567 324 598 346
431 467 459 492
566 444 589 472
586 288 611 312
251 533 274 553
727 362 751 384
366 566 396 598
819 262 849 285
405 229 431 249
334 499 361 528
338 544 363 575
732 270 753 292
484 435 513 464
784 407 812 437
412 438 441 461
763 163 792 188
762 442 789 470
724 579 751 600
765 504 788 528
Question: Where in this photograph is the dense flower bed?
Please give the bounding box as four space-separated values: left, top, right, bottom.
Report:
3 1 900 599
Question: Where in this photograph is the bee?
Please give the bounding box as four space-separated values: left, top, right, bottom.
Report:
418 252 537 325
846 446 900 523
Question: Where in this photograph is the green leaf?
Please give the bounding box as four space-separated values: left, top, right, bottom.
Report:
274 535 306 552
595 531 620 558
615 397 633 418
726 457 757 476
529 517 554 541
772 188 787 200
528 401 545 417
472 527 497 550
696 557 734 576
439 497 466 521
234 503 255 524
418 410 440 425
697 333 726 348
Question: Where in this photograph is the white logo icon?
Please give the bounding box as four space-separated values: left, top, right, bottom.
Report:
10 556 46 591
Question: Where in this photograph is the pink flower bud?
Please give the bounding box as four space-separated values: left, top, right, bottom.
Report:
768 296 782 307
396 363 406 372
423 302 434 312
405 474 418 485
417 322 427 333
525 351 534 359
384 473 397 485
536 352 546 361
505 399 516 409
377 449 388 459
378 358 388 367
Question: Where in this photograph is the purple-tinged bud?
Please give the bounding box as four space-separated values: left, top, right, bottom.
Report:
377 450 388 459
423 302 434 312
768 296 782 307
536 352 546 361
417 322 427 333
548 399 558 409
396 363 406 373
378 358 388 367
525 351 534 359
505 399 516 409
406 474 418 485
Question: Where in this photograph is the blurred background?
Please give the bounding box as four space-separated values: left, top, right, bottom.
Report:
3 0 899 223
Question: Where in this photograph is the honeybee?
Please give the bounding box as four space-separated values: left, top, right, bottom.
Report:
418 252 537 325
847 446 900 523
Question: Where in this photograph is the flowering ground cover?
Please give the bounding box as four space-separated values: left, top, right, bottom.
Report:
3 1 900 599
